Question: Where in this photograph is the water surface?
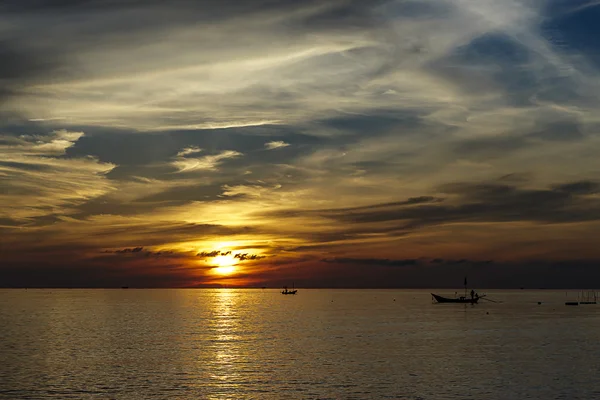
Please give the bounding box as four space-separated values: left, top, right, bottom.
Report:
1 289 599 399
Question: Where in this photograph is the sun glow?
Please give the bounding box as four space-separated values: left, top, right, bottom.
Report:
211 254 238 275
213 255 238 267
213 266 236 275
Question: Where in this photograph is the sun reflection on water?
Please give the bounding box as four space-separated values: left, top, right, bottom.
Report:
205 289 245 395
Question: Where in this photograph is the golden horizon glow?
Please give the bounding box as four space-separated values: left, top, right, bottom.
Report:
209 254 239 276
213 266 237 275
212 254 238 268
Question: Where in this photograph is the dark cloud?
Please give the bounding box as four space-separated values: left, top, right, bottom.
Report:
270 196 443 219
453 135 530 160
198 250 228 258
426 32 540 105
381 0 455 19
0 40 64 105
298 1 387 30
0 261 196 288
71 195 182 220
528 118 585 142
3 256 600 288
110 247 177 257
67 124 324 169
265 179 600 229
497 173 531 183
234 253 266 261
553 180 600 195
114 246 143 254
196 250 265 261
1 0 342 15
321 257 496 269
317 110 422 136
322 257 419 267
452 116 588 164
136 184 235 205
254 257 600 289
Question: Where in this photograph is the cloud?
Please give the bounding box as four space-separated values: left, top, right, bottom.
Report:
196 250 265 261
234 253 266 261
172 149 242 172
2 129 84 156
0 128 115 225
322 257 419 267
197 250 229 258
114 247 144 254
176 146 202 157
264 140 290 150
260 179 600 241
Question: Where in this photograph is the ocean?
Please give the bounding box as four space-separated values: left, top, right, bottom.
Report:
1 289 599 399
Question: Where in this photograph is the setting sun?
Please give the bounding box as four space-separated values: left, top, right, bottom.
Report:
210 254 238 275
213 266 236 275
213 255 238 267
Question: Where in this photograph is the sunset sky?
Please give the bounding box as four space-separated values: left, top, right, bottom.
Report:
2 0 600 288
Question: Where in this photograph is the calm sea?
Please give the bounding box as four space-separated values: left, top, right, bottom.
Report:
0 289 599 399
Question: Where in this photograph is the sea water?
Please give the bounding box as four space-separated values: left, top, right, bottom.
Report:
1 289 599 399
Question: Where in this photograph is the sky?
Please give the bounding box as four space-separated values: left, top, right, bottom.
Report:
1 0 600 288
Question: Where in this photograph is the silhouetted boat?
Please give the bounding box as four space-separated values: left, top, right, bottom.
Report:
431 293 480 304
564 290 597 305
431 276 482 304
578 290 597 304
281 285 297 295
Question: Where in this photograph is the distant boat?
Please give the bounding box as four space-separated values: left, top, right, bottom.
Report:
281 285 297 295
578 290 597 305
565 290 597 305
431 276 482 304
431 293 481 304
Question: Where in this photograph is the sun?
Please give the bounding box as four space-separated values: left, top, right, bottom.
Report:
211 255 238 275
213 255 237 267
213 266 236 275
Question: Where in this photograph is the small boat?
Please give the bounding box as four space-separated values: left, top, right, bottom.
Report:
431 293 480 304
431 276 483 304
578 290 597 304
281 285 297 295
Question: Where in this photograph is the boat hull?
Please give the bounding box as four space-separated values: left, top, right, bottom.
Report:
431 293 479 304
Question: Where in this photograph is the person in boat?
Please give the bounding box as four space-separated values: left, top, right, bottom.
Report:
470 289 475 300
